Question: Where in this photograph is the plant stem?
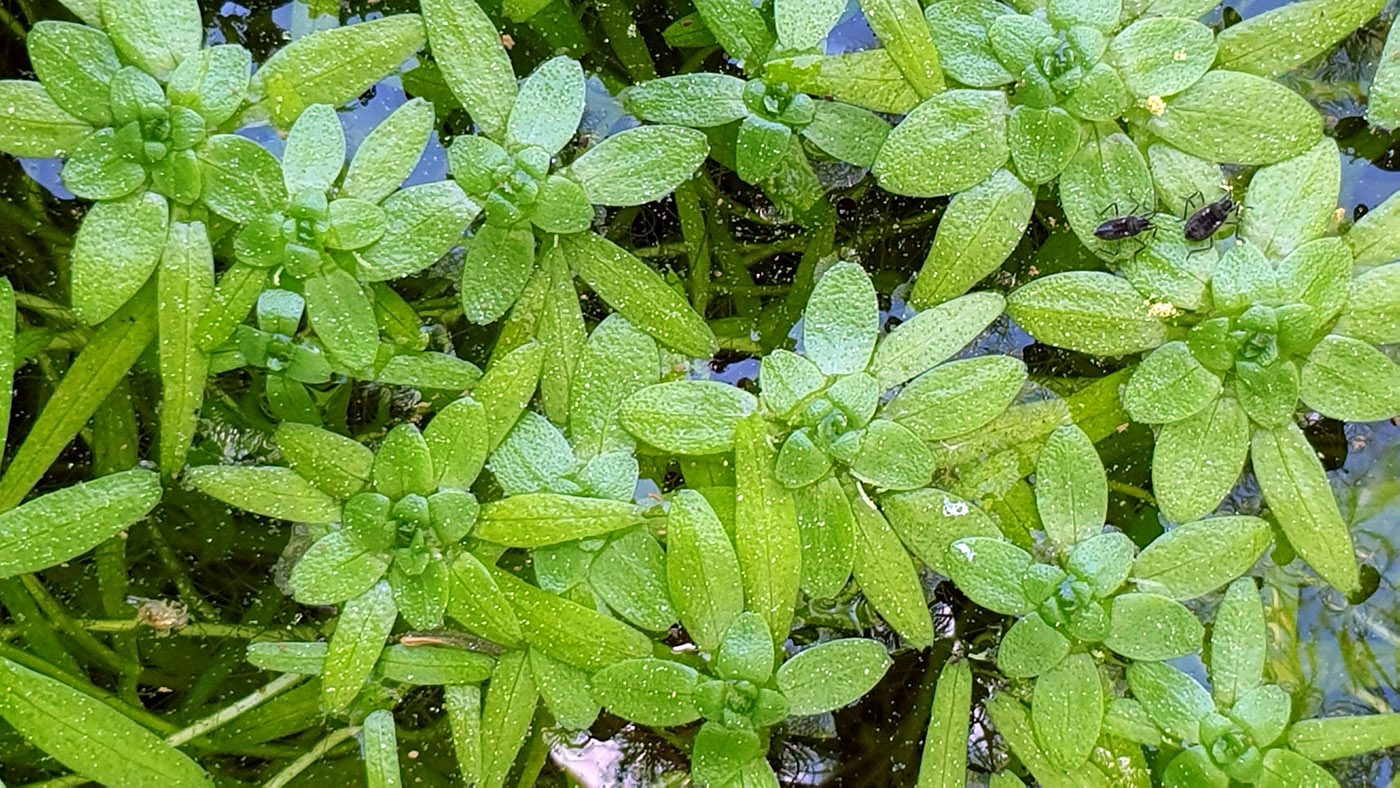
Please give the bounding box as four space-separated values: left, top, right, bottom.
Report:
262 725 362 788
145 520 221 622
0 640 177 734
167 672 307 747
1107 480 1156 506
20 574 140 676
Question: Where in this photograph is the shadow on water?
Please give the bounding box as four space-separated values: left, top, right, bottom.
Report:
3 0 1400 784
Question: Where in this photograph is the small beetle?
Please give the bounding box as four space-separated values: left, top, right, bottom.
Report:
1093 212 1154 241
1183 194 1237 241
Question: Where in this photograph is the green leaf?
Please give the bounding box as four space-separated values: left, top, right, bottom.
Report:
1338 263 1400 344
375 351 483 391
322 581 397 713
666 489 744 650
619 381 756 454
924 0 1015 88
26 21 120 125
1131 516 1269 600
444 685 482 784
1060 130 1154 263
1125 661 1212 744
157 221 214 475
475 341 544 453
1251 423 1359 593
1036 424 1107 548
985 693 1101 788
1048 0 1117 29
803 261 878 375
1300 334 1400 422
1007 272 1168 356
563 232 716 357
882 356 1026 441
1032 653 1102 770
1240 138 1340 260
734 413 803 645
589 529 674 630
187 465 340 522
341 98 433 203
873 90 1008 197
1368 14 1400 129
362 709 402 788
479 650 538 788
1061 63 1128 122
372 423 435 499
528 648 600 730
475 494 641 547
1008 107 1079 186
1148 144 1223 218
0 80 93 158
848 484 933 647
570 126 709 206
283 104 345 194
493 568 652 671
776 0 845 49
570 315 659 457
735 114 790 182
249 15 425 128
715 611 775 682
62 127 146 201
945 536 1035 615
533 175 593 233
1152 396 1249 523
507 57 584 155
1235 360 1299 428
1289 713 1400 762
1122 343 1221 424
458 222 535 325
883 487 1001 576
445 552 524 648
421 0 514 138
692 721 766 787
997 613 1070 678
1207 577 1265 708
856 0 944 97
1211 241 1277 315
777 639 892 716
763 50 922 114
624 74 747 127
912 170 1032 306
1102 698 1161 746
0 469 159 577
245 641 327 674
200 134 287 225
1258 748 1340 788
1216 0 1383 79
850 419 934 490
288 531 391 604
424 396 489 489
98 0 201 80
378 644 494 685
389 560 445 627
1103 593 1202 660
1107 18 1214 98
166 44 251 126
1066 531 1134 597
873 292 1004 389
360 181 478 281
304 269 378 371
71 191 168 326
793 476 856 597
588 658 702 725
0 655 212 788
918 659 972 787
692 0 774 64
490 411 577 494
1147 70 1322 165
801 101 890 168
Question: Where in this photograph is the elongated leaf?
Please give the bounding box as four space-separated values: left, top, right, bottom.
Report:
857 0 944 97
945 537 1035 615
475 341 544 452
851 483 934 647
570 315 659 457
322 581 397 713
1288 714 1400 761
26 21 119 126
1216 0 1383 79
157 221 213 475
493 568 651 671
1122 343 1220 425
777 638 892 715
667 489 744 650
804 261 878 375
1103 593 1203 660
1258 747 1340 788
1152 396 1249 524
1033 653 1103 770
918 659 971 787
734 413 803 645
0 470 159 577
763 50 921 114
1210 577 1264 708
1008 272 1167 356
1131 516 1269 600
187 465 340 522
619 381 756 453
377 644 494 685
529 648 600 730
793 476 856 598
507 57 584 155
479 651 538 788
343 97 434 203
72 191 169 326
985 693 1102 788
691 0 774 64
570 125 709 206
911 170 1032 307
1036 425 1106 548
874 90 1008 197
873 292 1004 389
476 494 642 547
801 101 890 168
360 181 478 282
0 656 212 787
444 685 482 784
624 74 747 127
1125 661 1211 744
1251 424 1359 594
564 232 716 357
98 0 201 80
250 15 425 128
1300 334 1400 422
362 709 402 788
589 658 702 725
883 488 1001 576
276 423 373 499
1146 70 1322 165
1240 138 1340 260
1339 263 1400 344
0 80 93 158
997 613 1070 678
445 552 524 648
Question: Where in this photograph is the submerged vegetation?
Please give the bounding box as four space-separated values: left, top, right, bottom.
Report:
1 0 1400 784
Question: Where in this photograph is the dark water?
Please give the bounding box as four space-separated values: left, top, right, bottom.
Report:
2 0 1400 784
